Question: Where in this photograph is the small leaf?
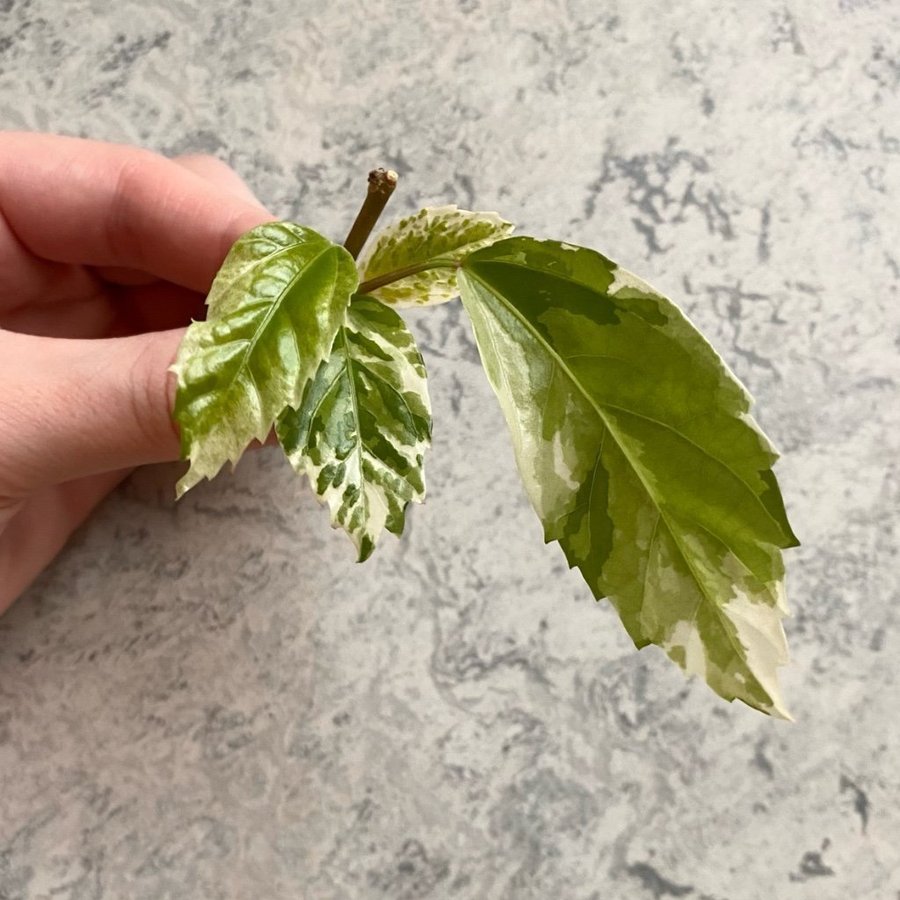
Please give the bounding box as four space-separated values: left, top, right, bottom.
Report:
276 296 431 561
172 222 358 496
360 205 513 307
458 237 799 717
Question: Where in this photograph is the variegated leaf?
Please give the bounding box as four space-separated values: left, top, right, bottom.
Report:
172 222 357 496
458 237 799 717
359 205 513 307
276 296 431 561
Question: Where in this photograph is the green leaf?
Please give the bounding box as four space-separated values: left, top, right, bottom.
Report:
172 222 358 497
276 296 432 561
359 205 513 307
458 237 799 717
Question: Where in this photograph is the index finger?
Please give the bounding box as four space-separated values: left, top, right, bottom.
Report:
0 132 276 292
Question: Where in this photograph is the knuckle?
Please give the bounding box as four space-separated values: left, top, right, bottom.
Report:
104 149 161 264
177 152 221 166
176 153 235 179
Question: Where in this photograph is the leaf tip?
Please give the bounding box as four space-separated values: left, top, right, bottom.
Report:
356 537 376 563
742 681 793 720
174 470 196 500
768 700 794 722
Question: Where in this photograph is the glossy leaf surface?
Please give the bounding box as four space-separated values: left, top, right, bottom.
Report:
276 296 431 561
172 222 357 496
360 205 513 307
458 237 799 716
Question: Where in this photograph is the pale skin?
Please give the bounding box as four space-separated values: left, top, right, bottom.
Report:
0 133 276 614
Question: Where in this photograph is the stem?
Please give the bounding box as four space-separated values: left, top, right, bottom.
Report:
343 168 398 260
358 259 458 295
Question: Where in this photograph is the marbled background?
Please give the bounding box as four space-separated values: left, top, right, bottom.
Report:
1 1 898 897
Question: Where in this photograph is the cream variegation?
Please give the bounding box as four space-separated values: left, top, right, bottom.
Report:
359 205 513 307
172 222 358 496
458 237 799 717
170 204 799 718
276 296 431 561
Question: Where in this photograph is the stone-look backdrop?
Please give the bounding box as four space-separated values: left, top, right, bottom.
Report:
1 1 898 897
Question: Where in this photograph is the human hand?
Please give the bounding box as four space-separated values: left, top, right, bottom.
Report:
0 133 274 613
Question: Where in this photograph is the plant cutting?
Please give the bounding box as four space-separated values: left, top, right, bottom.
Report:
171 169 799 718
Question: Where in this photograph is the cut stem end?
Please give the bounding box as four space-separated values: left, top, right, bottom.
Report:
344 168 398 260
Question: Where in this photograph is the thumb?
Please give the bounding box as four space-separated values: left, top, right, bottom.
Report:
0 328 184 494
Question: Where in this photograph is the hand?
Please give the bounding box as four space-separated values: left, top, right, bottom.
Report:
0 133 274 613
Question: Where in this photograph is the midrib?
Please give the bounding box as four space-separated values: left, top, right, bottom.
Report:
461 267 761 679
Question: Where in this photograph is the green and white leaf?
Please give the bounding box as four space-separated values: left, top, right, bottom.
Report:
172 222 358 497
276 296 431 562
359 205 513 307
458 237 799 717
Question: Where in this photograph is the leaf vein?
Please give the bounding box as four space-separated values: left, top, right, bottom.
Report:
463 265 768 682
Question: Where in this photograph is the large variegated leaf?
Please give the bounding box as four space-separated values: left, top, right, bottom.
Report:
359 205 513 307
458 237 799 717
276 296 431 561
172 222 357 497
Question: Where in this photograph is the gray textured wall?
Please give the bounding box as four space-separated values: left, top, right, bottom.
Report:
1 1 898 897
